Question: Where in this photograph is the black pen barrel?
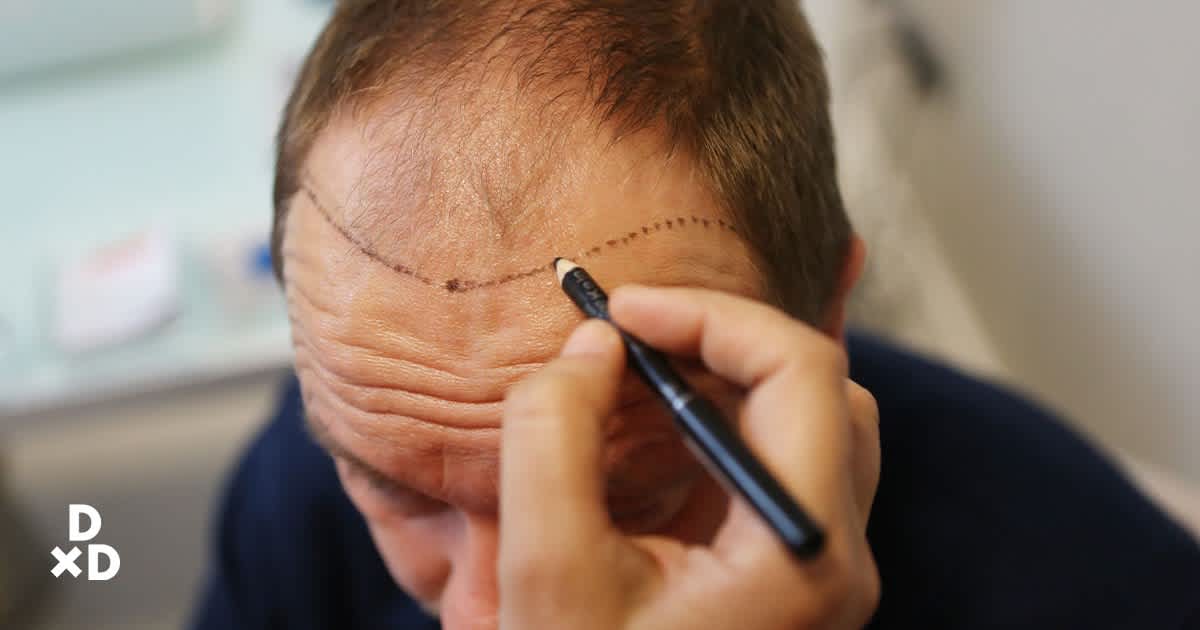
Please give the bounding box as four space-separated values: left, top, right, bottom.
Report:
625 337 824 558
555 260 825 559
675 395 825 558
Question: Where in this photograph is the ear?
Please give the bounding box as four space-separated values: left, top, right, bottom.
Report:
822 234 867 344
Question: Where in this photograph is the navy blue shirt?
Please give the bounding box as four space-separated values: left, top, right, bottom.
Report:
190 333 1200 629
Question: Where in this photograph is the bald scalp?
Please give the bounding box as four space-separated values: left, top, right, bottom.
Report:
274 0 850 323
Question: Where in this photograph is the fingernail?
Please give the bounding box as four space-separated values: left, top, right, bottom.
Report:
562 319 618 357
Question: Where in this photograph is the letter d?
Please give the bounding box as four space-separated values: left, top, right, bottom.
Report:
69 504 102 542
88 545 121 581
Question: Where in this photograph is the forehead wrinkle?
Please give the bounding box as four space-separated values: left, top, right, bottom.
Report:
297 358 501 452
289 309 531 420
286 280 551 405
304 393 501 512
292 337 511 430
302 381 502 514
304 367 698 514
301 353 717 514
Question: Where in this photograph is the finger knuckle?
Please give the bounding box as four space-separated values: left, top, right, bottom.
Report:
785 335 848 378
861 563 883 619
498 548 577 599
850 383 879 415
831 559 883 629
823 560 858 616
796 540 863 625
848 388 882 438
825 544 882 627
821 341 851 376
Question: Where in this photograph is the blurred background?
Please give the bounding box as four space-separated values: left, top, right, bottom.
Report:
0 0 1196 628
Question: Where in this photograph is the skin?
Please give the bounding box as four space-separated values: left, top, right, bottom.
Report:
502 290 881 629
282 104 876 629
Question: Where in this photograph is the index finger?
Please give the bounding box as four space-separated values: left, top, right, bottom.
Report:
500 319 625 560
609 285 849 389
609 285 859 561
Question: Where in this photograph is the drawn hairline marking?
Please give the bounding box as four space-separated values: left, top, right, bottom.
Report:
297 178 739 293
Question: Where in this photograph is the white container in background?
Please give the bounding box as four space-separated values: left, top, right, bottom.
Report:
53 228 181 353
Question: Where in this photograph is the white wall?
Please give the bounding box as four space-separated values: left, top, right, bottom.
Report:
804 0 1011 379
892 1 1200 482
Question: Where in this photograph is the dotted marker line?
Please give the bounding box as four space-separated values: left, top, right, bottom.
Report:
301 183 737 293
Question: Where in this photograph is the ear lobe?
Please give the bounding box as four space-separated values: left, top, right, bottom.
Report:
823 234 868 343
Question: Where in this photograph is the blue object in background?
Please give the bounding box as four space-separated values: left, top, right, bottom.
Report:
0 0 332 416
251 242 275 279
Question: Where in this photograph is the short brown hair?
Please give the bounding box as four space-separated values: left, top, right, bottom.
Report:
272 0 849 323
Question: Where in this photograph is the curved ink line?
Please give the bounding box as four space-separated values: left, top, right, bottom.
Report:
300 182 738 293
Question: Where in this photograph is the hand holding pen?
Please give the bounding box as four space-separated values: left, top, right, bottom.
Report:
500 283 881 630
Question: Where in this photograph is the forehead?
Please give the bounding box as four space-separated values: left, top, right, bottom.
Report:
283 111 761 510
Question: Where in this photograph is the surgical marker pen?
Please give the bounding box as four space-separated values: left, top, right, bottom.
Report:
553 258 825 560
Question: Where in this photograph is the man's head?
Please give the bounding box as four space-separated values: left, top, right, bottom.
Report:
273 1 860 627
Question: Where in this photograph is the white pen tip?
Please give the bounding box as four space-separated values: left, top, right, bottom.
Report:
554 257 579 283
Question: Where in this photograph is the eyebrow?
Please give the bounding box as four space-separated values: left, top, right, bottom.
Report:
298 177 739 294
304 408 403 491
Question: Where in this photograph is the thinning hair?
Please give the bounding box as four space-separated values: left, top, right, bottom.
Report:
272 0 850 323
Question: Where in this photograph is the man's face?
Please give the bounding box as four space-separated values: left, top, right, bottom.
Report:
284 109 766 629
